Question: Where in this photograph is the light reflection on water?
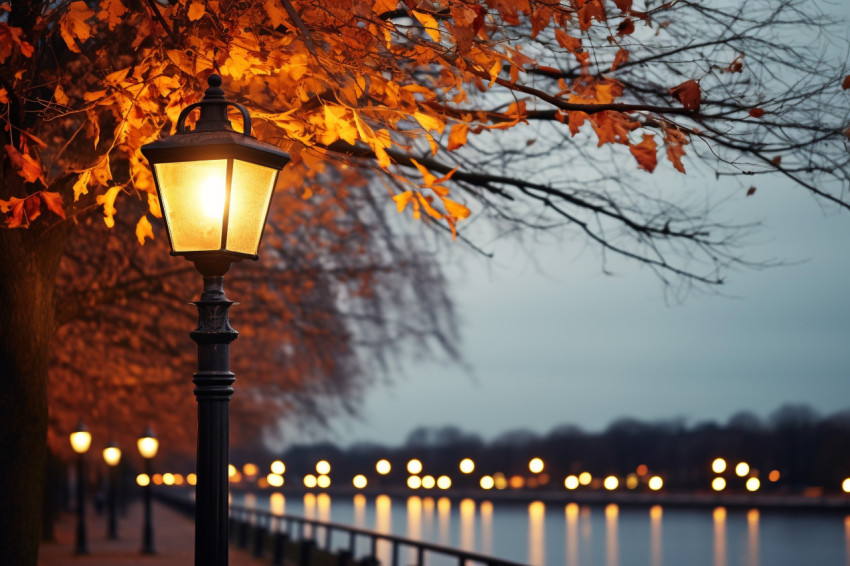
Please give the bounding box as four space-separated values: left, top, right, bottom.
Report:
240 493 848 566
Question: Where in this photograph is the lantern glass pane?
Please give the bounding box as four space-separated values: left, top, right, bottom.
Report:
226 159 278 255
154 159 228 252
70 431 92 454
137 437 159 459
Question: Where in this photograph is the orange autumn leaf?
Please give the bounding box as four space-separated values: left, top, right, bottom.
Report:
555 28 581 53
613 0 633 13
630 134 658 172
412 10 441 42
95 185 122 228
577 0 606 31
447 123 468 151
40 191 66 219
663 126 689 173
414 111 446 135
441 196 471 220
59 1 94 53
669 79 701 111
392 190 414 213
4 144 44 184
187 1 205 22
97 0 127 30
135 215 154 245
416 192 443 220
611 48 629 72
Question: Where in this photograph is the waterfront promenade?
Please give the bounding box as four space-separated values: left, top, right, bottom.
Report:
39 500 268 566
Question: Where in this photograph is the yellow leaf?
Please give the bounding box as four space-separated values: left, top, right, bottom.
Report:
135 215 154 245
264 0 285 28
414 111 446 135
410 158 437 186
73 169 91 201
187 1 205 21
441 197 470 220
95 186 122 228
392 190 414 213
54 85 69 105
412 10 441 42
417 193 443 220
4 144 43 184
147 192 162 218
59 1 94 54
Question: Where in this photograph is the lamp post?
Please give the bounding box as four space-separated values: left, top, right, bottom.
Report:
137 427 159 554
141 74 290 566
102 441 122 540
69 421 92 555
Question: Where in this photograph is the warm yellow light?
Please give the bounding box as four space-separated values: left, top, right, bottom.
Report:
376 459 391 474
228 464 237 478
136 474 150 487
271 460 285 475
407 476 422 489
437 475 451 489
842 478 850 493
509 475 525 489
650 505 662 520
712 477 727 491
230 470 242 483
578 472 592 486
529 458 544 474
459 458 475 474
303 474 318 488
480 476 495 490
735 462 750 477
316 460 331 475
711 458 727 474
564 475 579 490
270 492 285 515
493 472 508 490
103 446 122 467
267 473 284 488
648 476 663 490
603 476 619 490
626 474 639 489
713 507 726 521
257 477 269 489
746 477 760 492
243 463 259 477
768 470 780 482
200 173 226 220
187 473 197 486
70 431 92 454
137 436 159 459
317 475 331 489
152 473 163 485
421 475 436 489
173 473 184 486
353 475 368 489
407 459 423 474
636 464 648 476
163 473 175 486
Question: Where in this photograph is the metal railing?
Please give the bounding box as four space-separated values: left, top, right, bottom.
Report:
227 502 528 566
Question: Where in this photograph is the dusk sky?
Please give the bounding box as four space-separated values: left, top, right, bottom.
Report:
297 2 850 448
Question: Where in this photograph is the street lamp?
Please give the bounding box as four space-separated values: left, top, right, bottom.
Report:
141 74 290 566
69 421 91 555
137 427 159 555
102 441 122 540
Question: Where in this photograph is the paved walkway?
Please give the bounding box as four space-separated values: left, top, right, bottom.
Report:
39 501 269 566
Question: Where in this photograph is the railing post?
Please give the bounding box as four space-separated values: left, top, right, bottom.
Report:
299 538 315 566
417 546 425 566
392 540 399 566
254 518 267 558
349 531 356 556
325 524 332 550
238 519 250 549
272 532 289 566
337 549 353 566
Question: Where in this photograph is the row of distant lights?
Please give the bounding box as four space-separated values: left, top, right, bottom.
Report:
709 458 780 492
136 472 197 487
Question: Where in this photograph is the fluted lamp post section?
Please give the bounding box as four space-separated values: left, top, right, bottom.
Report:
102 441 122 540
141 74 290 566
69 421 92 555
137 428 159 555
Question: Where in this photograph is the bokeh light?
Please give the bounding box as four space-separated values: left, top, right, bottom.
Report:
163 473 175 486
271 460 285 475
648 476 663 490
746 477 760 491
187 473 197 486
376 459 391 475
528 458 544 474
735 462 750 477
353 474 367 489
136 474 150 487
603 476 619 490
564 475 579 490
407 475 422 489
317 474 331 489
459 458 475 474
768 470 780 482
480 476 495 490
712 477 727 491
711 458 727 474
422 475 436 489
243 463 258 477
267 473 284 488
303 474 317 488
437 475 451 489
316 460 331 475
407 459 423 474
578 472 592 486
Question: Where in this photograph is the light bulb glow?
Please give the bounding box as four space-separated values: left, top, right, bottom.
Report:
316 460 331 475
317 474 331 488
578 472 592 486
407 459 423 474
200 173 226 220
421 475 436 489
735 462 750 477
407 476 422 489
376 459 391 474
353 475 368 489
564 475 579 490
712 477 727 491
70 431 92 454
267 473 284 487
459 458 475 474
746 477 760 491
603 476 619 490
103 446 122 466
528 458 544 474
648 476 663 490
271 460 285 475
136 474 150 487
303 474 317 488
437 475 451 489
480 476 494 490
711 458 727 474
138 436 159 459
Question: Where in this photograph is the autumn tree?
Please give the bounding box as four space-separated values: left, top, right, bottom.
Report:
1 0 848 563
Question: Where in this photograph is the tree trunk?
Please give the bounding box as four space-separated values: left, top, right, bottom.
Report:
0 225 69 566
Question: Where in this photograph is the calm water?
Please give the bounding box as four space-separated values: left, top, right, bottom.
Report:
236 493 849 566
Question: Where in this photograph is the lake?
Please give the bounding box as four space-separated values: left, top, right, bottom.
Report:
235 492 848 566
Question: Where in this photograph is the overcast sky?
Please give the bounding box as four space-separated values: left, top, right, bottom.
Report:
296 2 850 448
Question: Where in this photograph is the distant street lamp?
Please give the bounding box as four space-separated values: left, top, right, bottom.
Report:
102 441 122 540
141 74 290 566
137 427 159 555
69 421 92 555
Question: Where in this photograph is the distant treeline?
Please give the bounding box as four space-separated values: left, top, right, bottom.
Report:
239 404 850 492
